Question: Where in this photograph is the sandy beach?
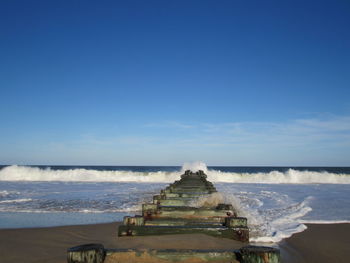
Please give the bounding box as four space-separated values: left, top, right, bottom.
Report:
0 222 349 263
280 223 350 263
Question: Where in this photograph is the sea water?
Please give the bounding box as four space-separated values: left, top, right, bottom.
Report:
0 163 349 243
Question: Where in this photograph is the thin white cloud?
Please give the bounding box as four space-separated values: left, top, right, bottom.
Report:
145 121 194 129
142 115 350 153
31 114 350 165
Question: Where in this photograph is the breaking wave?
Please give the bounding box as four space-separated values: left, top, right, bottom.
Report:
217 187 313 243
0 165 180 183
207 169 350 184
1 165 350 184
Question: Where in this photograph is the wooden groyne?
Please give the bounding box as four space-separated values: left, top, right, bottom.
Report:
67 170 281 263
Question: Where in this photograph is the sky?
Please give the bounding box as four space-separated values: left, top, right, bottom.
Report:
0 0 349 166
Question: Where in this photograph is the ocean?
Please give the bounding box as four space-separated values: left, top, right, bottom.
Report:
0 163 349 243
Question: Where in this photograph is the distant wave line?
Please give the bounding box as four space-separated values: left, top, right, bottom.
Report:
1 165 350 184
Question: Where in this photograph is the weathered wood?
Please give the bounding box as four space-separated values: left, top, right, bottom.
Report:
67 243 105 263
154 198 191 206
66 246 282 263
225 217 248 228
104 249 239 263
142 203 158 214
238 246 281 263
123 215 144 226
118 225 249 242
147 206 235 220
144 217 224 226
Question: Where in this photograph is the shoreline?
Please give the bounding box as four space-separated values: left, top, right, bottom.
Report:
0 222 349 263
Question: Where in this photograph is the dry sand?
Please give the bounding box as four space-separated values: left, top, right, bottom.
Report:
0 222 349 263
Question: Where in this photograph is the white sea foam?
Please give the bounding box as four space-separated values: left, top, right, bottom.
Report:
221 192 313 243
0 198 32 204
0 190 21 198
0 190 10 197
0 206 140 213
78 207 141 213
189 192 225 208
1 165 350 184
299 219 350 224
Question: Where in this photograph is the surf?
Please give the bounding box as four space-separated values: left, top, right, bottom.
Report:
1 164 350 184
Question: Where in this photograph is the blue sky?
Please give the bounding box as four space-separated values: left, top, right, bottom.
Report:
0 0 349 166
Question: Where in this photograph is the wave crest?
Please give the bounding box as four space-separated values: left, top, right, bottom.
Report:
207 169 350 184
0 165 350 184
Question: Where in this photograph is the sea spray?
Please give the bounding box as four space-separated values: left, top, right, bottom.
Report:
217 188 313 243
181 161 208 173
184 188 313 243
189 192 225 208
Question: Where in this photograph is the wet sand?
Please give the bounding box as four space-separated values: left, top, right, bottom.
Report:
280 223 350 263
0 222 349 262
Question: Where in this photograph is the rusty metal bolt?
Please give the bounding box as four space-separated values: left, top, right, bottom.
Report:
126 229 133 236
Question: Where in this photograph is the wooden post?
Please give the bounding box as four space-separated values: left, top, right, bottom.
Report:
67 244 105 263
238 246 281 263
